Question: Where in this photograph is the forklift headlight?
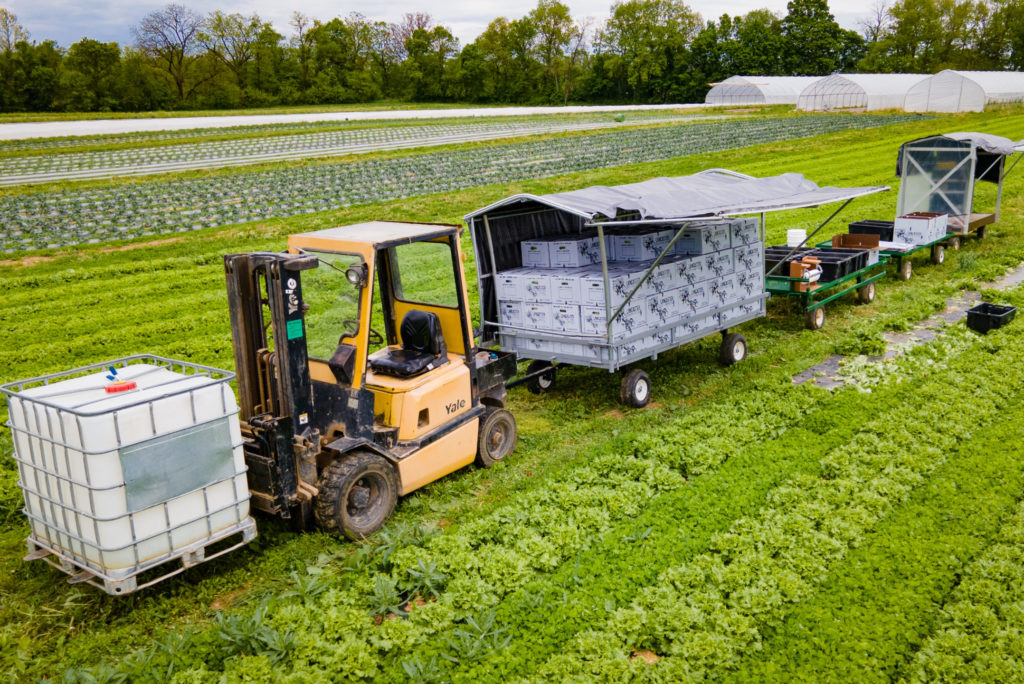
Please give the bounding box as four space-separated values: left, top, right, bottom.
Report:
345 265 366 286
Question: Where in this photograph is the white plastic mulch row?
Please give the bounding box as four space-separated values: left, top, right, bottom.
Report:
0 114 922 254
0 116 718 185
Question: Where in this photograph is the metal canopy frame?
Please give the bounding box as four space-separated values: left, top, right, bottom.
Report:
466 169 890 371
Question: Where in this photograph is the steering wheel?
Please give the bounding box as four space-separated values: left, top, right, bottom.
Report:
340 319 384 345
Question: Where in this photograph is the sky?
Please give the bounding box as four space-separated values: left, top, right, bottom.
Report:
8 0 873 50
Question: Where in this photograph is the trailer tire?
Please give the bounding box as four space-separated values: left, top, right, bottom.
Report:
977 225 987 239
898 259 912 281
805 307 826 330
947 236 961 250
620 368 651 408
931 245 945 265
315 451 398 540
525 360 555 394
719 333 748 365
476 408 517 467
857 281 876 304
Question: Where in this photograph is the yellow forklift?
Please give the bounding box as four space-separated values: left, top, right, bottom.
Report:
224 221 518 539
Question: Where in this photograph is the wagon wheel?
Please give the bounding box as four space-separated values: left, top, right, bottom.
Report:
947 236 961 250
857 281 876 304
805 306 826 330
976 225 987 239
525 360 555 394
620 368 651 408
897 259 912 281
719 333 748 365
931 245 945 265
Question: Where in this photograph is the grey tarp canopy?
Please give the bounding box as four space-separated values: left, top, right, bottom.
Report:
465 168 888 343
895 132 1024 225
896 132 1024 180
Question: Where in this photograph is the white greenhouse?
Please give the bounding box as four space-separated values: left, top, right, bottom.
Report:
704 76 824 106
904 70 1024 113
797 74 929 111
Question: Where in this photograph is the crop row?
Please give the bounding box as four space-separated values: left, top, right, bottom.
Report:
0 110 698 154
532 321 1024 681
730 393 1024 681
0 117 703 183
0 114 922 253
907 486 1024 681
56 310 1016 682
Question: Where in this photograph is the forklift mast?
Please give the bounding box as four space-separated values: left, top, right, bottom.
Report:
223 252 321 525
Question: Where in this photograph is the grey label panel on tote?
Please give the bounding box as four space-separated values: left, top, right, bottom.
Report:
119 418 235 513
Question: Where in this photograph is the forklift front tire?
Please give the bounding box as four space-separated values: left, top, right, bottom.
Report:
476 408 518 467
315 451 398 540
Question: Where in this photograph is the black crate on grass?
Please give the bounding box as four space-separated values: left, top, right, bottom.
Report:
966 303 1017 334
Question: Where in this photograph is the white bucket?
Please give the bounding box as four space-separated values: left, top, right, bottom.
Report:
786 229 807 248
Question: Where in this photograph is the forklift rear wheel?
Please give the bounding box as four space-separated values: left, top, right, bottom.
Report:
897 259 912 281
947 236 961 250
620 368 651 408
476 408 518 467
525 360 555 394
805 307 826 330
931 245 945 265
857 281 876 304
315 451 398 540
719 333 748 365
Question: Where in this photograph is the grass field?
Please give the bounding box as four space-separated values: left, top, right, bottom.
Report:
2 108 1024 681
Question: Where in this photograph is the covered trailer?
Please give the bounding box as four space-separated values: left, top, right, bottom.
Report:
465 170 887 406
896 132 1024 239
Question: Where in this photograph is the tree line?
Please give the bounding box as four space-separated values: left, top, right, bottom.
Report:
2 0 1024 113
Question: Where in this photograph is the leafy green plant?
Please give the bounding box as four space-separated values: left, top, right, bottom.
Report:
401 655 444 683
368 576 404 618
443 609 512 665
401 559 447 599
279 569 329 604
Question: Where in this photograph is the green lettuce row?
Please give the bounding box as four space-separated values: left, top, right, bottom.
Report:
906 482 1024 681
729 391 1024 680
535 322 1024 681
418 379 934 681
77 362 845 680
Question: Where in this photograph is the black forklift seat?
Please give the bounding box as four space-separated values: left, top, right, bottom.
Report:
369 310 449 378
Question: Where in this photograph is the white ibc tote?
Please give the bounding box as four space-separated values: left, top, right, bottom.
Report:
2 355 255 594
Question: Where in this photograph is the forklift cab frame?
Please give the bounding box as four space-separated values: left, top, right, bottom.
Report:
224 221 517 539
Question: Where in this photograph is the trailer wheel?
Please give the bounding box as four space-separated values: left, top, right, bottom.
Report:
857 281 876 304
719 333 748 365
947 236 961 250
525 360 555 394
977 225 987 239
476 408 517 467
897 259 912 281
805 306 826 330
931 245 945 265
315 451 397 540
620 368 651 408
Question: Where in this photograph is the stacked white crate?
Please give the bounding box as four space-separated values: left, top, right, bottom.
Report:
496 218 764 363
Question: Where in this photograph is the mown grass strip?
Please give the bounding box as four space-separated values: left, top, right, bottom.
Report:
730 388 1024 682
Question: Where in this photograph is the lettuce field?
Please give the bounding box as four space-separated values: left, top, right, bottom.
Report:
2 107 1024 682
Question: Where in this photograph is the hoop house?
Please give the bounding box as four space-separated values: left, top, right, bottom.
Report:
904 70 1024 113
797 74 928 111
896 132 1024 232
705 76 823 106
